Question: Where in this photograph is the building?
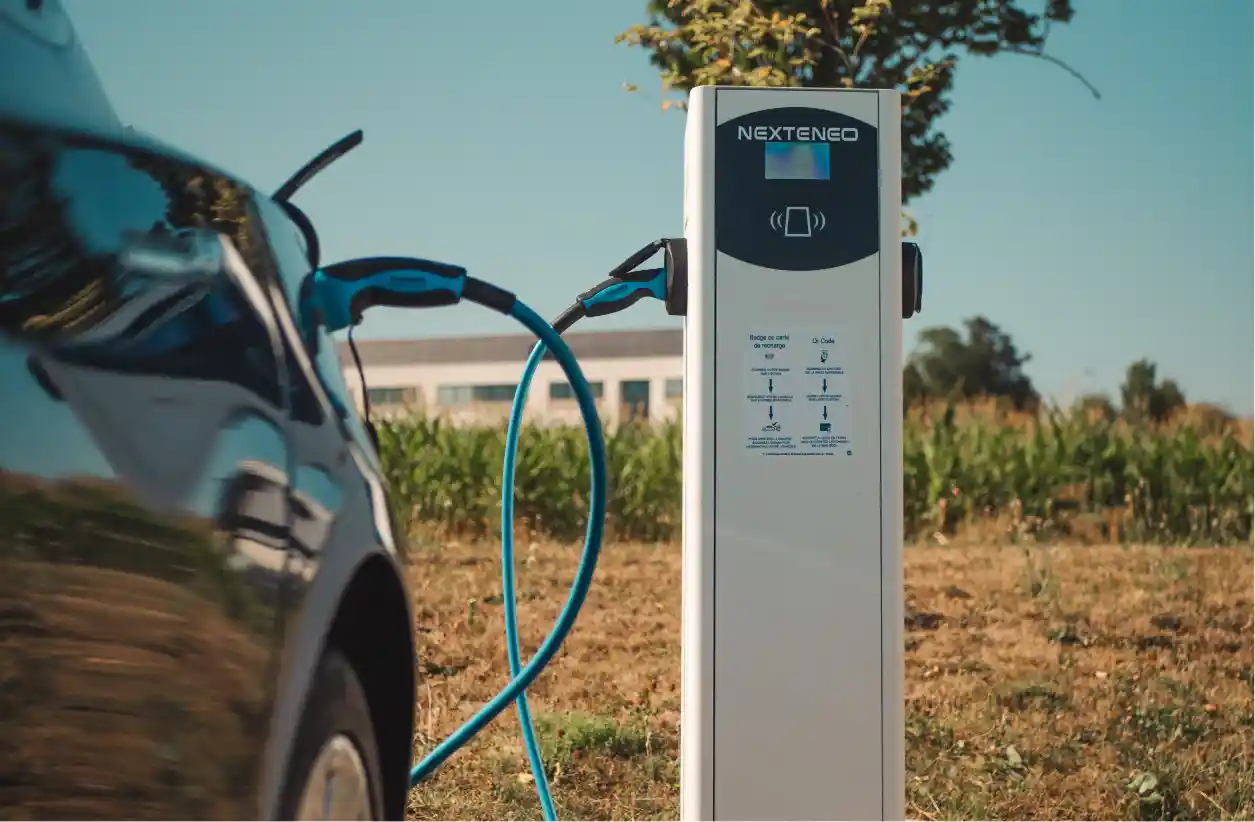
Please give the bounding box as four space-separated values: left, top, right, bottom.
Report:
337 328 683 427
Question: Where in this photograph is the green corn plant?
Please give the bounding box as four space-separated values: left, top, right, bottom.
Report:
375 403 1252 547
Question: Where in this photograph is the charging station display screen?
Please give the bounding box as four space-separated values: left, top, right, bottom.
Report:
716 106 879 270
764 141 831 181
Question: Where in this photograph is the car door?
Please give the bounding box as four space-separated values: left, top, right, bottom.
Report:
0 123 293 818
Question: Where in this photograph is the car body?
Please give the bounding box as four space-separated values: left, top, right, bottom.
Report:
0 1 416 818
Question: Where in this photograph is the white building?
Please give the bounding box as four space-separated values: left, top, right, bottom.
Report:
337 328 683 427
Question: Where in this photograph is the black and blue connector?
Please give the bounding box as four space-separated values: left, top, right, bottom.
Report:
554 236 687 331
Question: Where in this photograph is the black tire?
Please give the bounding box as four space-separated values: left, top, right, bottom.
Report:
278 647 385 820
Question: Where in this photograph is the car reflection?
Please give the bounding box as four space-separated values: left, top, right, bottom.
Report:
219 460 339 585
0 119 292 818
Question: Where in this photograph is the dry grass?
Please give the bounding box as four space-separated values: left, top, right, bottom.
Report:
405 540 1253 821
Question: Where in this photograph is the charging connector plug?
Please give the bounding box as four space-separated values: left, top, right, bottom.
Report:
551 238 687 333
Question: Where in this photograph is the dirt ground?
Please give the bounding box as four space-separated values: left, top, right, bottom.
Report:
404 540 1253 821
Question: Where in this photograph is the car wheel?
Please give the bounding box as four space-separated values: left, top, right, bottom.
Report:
279 647 384 820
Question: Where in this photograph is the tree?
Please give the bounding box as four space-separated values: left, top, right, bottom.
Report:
1075 392 1118 423
904 316 1038 410
618 0 1098 210
1120 359 1185 424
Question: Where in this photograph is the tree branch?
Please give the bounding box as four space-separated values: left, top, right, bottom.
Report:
1008 47 1101 100
812 1 858 80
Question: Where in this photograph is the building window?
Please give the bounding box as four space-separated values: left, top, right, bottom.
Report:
665 378 683 398
367 387 410 406
437 385 471 406
437 383 518 405
549 381 604 401
473 384 517 403
620 379 651 421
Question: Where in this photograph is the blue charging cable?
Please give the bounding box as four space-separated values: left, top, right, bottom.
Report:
307 241 682 819
411 295 607 785
501 261 674 820
305 257 608 789
500 337 557 818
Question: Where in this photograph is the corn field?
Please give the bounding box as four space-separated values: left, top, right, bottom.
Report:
376 402 1253 547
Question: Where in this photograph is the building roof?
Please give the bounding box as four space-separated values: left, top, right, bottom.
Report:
337 327 683 367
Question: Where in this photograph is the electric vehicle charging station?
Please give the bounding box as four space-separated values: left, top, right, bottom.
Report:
6 1 931 817
680 86 910 821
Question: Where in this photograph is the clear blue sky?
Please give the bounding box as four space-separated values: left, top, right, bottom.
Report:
64 0 1254 414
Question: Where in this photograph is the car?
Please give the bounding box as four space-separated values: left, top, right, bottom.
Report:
0 1 417 818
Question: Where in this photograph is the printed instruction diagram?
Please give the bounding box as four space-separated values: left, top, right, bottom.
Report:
743 328 853 457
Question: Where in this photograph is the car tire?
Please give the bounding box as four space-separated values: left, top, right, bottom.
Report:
278 647 385 821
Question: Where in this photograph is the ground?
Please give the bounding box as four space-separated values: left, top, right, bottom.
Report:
404 540 1253 821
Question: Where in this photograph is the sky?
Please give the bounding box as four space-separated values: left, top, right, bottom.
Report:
63 0 1254 414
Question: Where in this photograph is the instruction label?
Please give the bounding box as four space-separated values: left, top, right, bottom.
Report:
743 328 853 458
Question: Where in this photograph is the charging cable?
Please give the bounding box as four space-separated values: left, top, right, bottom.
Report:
499 238 687 820
304 257 609 787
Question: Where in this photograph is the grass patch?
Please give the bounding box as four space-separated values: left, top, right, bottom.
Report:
535 712 651 767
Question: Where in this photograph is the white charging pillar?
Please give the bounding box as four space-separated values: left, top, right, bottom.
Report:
680 86 905 821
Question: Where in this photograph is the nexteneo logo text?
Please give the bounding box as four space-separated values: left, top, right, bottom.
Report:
736 125 859 142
